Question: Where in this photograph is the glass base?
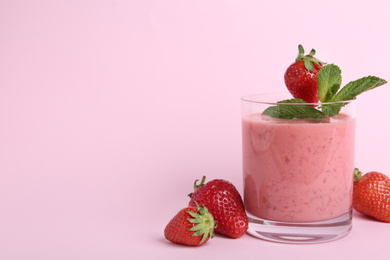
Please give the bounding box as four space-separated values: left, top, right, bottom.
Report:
246 210 352 244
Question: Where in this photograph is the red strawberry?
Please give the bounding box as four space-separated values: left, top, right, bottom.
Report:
284 44 324 104
188 176 248 238
164 203 216 246
353 169 390 222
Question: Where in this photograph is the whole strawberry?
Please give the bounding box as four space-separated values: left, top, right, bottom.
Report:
284 45 324 104
188 176 248 238
353 169 390 222
164 203 216 246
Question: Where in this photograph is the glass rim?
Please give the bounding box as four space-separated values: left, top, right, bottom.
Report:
241 92 355 106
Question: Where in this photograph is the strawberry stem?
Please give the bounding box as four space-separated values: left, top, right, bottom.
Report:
188 176 207 198
194 176 206 190
354 168 363 182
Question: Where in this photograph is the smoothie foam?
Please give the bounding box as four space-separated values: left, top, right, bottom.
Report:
242 113 355 222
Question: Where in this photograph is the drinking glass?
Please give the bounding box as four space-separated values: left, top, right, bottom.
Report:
241 93 356 244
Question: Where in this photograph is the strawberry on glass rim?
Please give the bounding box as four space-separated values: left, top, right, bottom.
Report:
284 44 325 104
262 44 387 120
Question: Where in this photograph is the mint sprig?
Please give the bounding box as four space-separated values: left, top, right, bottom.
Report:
331 76 387 102
262 99 326 119
318 65 387 116
263 64 387 119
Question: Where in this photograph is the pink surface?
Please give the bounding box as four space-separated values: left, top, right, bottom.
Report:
1 1 390 259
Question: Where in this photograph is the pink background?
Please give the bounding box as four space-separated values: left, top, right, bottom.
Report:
1 1 390 259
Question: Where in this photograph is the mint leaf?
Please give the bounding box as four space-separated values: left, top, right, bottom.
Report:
278 98 307 104
317 64 342 102
262 99 326 119
331 76 387 102
320 102 348 117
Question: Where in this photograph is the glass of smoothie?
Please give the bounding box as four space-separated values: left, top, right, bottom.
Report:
241 92 356 244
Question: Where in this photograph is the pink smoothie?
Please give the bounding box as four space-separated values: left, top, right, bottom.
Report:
242 113 356 222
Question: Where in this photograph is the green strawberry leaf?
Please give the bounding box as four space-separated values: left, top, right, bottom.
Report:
304 59 314 71
262 99 326 119
331 76 387 102
318 64 342 102
296 44 305 61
